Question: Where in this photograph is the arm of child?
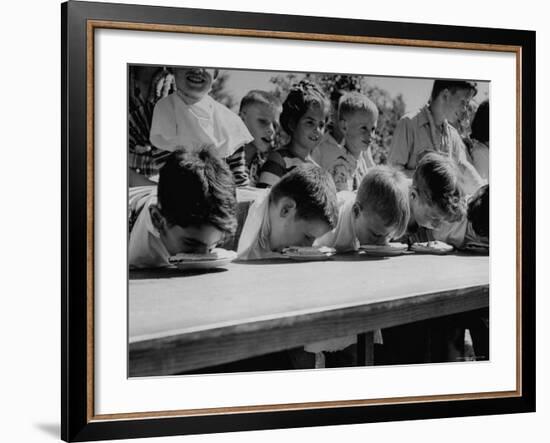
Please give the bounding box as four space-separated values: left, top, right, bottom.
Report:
225 146 250 187
257 151 287 188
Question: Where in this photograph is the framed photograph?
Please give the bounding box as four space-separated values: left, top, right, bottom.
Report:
62 0 535 441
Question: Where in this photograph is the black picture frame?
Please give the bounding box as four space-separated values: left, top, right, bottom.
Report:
61 1 536 441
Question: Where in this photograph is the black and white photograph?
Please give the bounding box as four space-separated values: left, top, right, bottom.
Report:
127 64 490 377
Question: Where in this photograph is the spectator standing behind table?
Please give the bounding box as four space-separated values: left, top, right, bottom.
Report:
149 66 253 186
129 148 237 269
464 100 489 181
257 81 330 187
238 91 283 186
237 165 338 260
388 79 485 195
128 67 176 186
312 92 378 192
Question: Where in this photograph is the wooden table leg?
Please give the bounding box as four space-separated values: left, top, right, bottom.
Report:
357 331 374 366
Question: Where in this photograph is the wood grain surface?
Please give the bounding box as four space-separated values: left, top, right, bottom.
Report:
129 254 489 376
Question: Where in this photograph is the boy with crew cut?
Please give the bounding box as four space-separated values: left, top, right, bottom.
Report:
389 79 484 195
315 166 410 252
298 166 410 367
237 164 339 260
238 90 283 186
129 148 237 268
312 91 378 192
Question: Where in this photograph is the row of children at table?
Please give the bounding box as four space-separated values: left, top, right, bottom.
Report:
129 146 487 268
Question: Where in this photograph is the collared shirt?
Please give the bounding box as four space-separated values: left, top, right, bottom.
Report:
389 105 466 170
246 150 268 187
312 133 375 192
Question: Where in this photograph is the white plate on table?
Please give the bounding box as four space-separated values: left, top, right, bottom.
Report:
168 249 237 270
410 241 453 255
282 246 336 261
359 242 408 257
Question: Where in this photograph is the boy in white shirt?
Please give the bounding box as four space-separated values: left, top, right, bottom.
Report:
312 91 378 192
149 66 253 186
301 166 410 367
237 165 339 260
315 166 410 252
129 148 237 268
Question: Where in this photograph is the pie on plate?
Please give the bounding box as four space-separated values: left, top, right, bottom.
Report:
410 241 454 255
168 248 237 269
282 246 336 261
359 242 408 257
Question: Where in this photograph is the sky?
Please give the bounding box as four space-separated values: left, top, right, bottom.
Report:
221 68 489 113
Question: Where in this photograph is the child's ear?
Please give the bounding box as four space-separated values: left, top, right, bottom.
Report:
410 187 418 201
352 202 361 219
149 204 166 232
279 197 297 218
339 117 348 134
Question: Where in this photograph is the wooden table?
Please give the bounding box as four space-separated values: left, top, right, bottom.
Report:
129 253 489 377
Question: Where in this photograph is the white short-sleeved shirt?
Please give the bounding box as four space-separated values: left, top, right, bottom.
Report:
314 191 360 252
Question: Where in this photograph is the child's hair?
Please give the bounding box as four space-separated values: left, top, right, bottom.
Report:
356 166 410 239
338 91 379 122
157 147 237 234
239 90 282 114
269 164 338 229
413 152 466 222
279 80 330 136
468 184 489 237
430 79 478 102
470 100 489 145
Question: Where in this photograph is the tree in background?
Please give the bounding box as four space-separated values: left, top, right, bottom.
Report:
209 71 236 110
269 73 405 164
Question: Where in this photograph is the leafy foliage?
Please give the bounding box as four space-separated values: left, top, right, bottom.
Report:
209 71 236 110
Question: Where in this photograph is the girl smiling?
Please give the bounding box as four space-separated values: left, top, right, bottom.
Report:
257 80 330 187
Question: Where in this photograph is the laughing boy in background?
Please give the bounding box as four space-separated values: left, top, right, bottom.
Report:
238 90 282 186
149 66 253 186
